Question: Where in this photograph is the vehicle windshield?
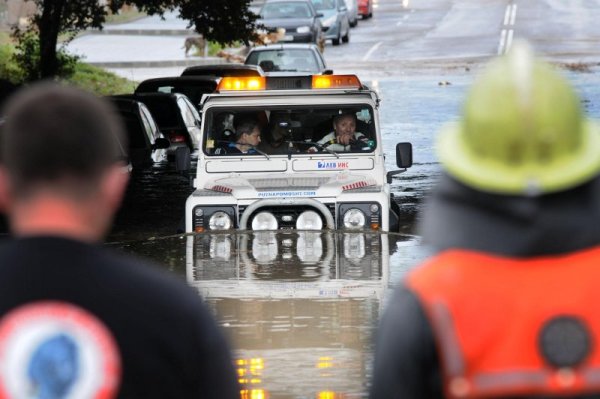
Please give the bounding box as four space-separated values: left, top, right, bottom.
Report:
246 49 321 73
203 105 376 156
261 2 312 18
310 0 335 10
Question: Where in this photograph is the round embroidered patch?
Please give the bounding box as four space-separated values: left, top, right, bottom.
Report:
0 301 121 399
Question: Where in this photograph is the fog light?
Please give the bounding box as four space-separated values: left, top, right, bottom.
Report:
208 211 232 230
369 204 379 213
343 208 366 229
296 210 323 230
252 212 278 230
194 208 204 217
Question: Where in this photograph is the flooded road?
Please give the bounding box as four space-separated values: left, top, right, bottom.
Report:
105 72 600 397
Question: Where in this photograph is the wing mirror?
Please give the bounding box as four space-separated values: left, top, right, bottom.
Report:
386 142 413 183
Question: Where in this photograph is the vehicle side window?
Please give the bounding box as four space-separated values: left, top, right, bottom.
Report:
138 112 155 144
139 104 161 141
177 97 198 128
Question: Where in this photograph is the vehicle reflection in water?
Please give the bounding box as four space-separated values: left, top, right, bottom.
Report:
186 231 388 398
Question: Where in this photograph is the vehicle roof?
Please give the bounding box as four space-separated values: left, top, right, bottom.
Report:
111 92 182 100
264 0 312 3
181 64 264 77
136 76 220 85
107 97 142 113
247 43 320 51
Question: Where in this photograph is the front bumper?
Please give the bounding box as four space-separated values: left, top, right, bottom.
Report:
281 32 315 43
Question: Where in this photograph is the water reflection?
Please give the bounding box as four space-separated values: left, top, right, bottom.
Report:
186 232 389 398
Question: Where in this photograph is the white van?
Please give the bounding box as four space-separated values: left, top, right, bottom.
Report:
185 74 412 232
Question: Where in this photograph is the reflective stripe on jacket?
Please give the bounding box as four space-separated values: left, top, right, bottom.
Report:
406 246 600 398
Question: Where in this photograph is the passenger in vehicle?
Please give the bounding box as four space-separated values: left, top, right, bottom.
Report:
308 112 370 152
214 119 262 154
259 113 301 155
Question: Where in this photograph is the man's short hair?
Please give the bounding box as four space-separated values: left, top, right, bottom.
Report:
333 111 357 125
0 83 126 197
235 119 259 141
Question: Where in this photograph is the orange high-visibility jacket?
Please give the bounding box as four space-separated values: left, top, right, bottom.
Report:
406 247 600 398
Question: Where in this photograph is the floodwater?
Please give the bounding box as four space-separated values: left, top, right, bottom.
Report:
106 72 600 397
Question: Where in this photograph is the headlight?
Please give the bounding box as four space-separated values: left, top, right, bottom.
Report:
209 211 232 230
252 212 278 230
296 210 323 230
343 208 366 229
321 15 336 27
297 25 310 33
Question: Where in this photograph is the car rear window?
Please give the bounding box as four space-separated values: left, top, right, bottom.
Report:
246 49 320 73
261 2 312 18
138 98 180 128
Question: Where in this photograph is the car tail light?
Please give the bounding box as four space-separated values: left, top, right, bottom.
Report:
168 132 186 143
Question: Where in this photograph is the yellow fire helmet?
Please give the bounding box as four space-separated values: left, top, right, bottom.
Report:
437 41 600 195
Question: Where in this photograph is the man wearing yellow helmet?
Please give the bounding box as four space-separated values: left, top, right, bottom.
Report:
370 41 600 399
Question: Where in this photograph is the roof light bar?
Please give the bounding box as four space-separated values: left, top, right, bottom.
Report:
217 76 266 91
312 75 362 89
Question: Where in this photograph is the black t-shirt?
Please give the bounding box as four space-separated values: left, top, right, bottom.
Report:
0 236 239 398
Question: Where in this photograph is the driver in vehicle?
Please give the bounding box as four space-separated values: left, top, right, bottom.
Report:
308 112 370 152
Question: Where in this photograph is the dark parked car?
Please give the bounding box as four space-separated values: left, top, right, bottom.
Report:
134 76 219 110
311 0 350 45
180 64 264 78
110 92 201 159
109 98 170 169
258 0 323 44
245 43 332 74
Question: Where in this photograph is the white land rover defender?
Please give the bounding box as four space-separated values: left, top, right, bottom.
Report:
185 74 412 233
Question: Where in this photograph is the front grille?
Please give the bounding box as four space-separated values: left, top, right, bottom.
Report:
240 203 336 229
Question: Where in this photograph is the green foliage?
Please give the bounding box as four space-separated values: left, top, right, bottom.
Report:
11 30 79 82
13 0 257 79
0 40 135 96
0 45 22 83
65 63 136 95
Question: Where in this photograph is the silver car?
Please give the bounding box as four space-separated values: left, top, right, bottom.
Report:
244 43 332 75
310 0 350 45
345 0 358 27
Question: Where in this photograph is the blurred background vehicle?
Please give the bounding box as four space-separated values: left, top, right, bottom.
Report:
109 97 171 170
258 0 323 45
110 92 201 162
134 76 219 111
244 43 332 74
345 0 359 27
180 63 264 78
249 0 266 15
357 0 372 19
310 0 350 45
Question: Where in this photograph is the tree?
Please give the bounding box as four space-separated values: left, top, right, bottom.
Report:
14 0 258 80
